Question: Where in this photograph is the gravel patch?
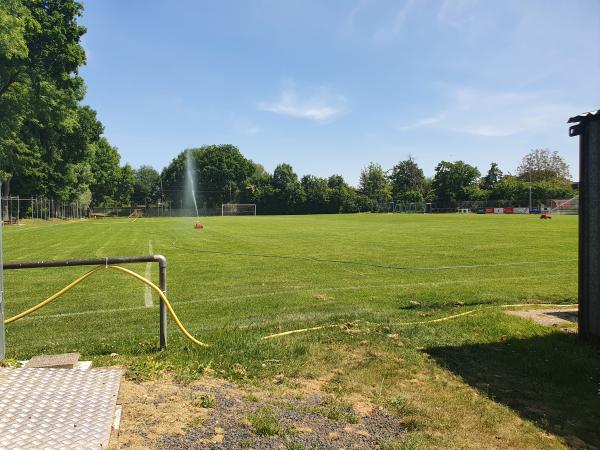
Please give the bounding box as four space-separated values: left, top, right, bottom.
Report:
160 382 405 449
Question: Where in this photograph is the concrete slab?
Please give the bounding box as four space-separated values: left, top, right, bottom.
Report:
24 352 80 369
505 308 578 331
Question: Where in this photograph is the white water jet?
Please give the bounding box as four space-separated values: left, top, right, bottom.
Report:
184 150 199 217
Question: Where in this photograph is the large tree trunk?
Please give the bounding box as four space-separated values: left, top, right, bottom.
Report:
2 176 10 222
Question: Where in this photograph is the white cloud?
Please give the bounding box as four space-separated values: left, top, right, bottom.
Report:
259 88 347 123
372 0 415 44
398 86 577 138
398 114 445 131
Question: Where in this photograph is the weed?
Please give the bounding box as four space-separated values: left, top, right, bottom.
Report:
247 406 284 437
0 359 21 368
186 415 206 428
387 396 417 416
243 393 260 403
307 397 358 424
192 394 215 409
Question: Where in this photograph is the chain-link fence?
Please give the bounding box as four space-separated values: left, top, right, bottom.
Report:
1 197 87 223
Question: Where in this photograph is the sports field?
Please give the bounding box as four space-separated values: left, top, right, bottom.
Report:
3 214 599 448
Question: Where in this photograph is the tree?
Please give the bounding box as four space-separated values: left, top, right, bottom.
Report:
389 157 424 199
327 175 359 213
0 0 115 216
271 163 305 213
397 190 424 203
517 149 571 182
301 175 330 214
488 176 574 206
117 164 136 206
431 161 480 203
481 162 503 190
89 138 122 206
161 145 256 208
132 166 161 206
359 162 391 209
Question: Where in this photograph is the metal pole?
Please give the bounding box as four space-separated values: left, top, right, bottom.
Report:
569 110 600 338
3 255 169 349
158 259 168 349
0 182 5 359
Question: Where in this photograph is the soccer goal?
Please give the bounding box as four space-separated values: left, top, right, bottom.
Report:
221 203 257 216
550 197 579 215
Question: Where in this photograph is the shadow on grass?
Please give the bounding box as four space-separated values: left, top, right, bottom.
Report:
426 333 600 447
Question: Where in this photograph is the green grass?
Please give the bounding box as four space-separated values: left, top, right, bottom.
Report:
247 406 284 436
2 213 599 448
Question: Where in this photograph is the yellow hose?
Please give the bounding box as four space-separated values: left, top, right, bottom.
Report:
4 265 209 347
264 303 579 338
4 265 578 346
395 308 478 325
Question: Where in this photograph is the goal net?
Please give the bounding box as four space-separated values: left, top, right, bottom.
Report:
550 197 579 215
221 203 257 216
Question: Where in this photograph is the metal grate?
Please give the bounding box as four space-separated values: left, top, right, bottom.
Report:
0 367 122 449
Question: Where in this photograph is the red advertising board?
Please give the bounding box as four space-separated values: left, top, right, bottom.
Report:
504 207 514 214
485 207 494 214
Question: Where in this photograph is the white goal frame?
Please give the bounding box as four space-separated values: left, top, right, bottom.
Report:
221 203 257 216
550 197 579 215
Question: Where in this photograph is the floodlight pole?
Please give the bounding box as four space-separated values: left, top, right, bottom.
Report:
0 182 5 359
569 110 600 339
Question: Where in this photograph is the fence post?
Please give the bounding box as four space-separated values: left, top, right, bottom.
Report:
157 256 168 349
569 110 600 339
0 182 5 359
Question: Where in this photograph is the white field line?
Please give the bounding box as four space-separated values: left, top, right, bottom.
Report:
410 258 576 270
144 240 154 307
26 272 576 321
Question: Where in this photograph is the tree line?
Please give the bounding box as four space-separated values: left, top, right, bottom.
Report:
1 1 576 217
117 146 575 214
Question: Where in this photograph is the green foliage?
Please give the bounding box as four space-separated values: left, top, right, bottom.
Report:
517 149 571 182
480 162 503 190
359 162 391 209
397 190 424 203
161 145 255 208
488 176 574 205
0 0 120 210
327 174 360 213
389 157 425 200
132 165 161 206
301 175 330 214
117 164 136 206
431 161 481 204
192 394 216 409
270 163 305 213
89 138 122 206
247 406 284 437
306 397 358 423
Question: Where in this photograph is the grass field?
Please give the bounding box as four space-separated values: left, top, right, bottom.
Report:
2 214 599 449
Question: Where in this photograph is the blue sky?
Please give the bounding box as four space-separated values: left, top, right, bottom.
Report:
79 0 599 185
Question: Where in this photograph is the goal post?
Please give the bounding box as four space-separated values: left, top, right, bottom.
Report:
550 197 579 215
221 203 257 216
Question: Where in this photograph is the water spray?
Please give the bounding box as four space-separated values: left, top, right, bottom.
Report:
185 150 199 217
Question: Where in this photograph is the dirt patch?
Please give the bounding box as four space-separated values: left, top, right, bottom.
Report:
110 377 210 448
505 308 577 331
110 374 405 449
160 386 405 449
